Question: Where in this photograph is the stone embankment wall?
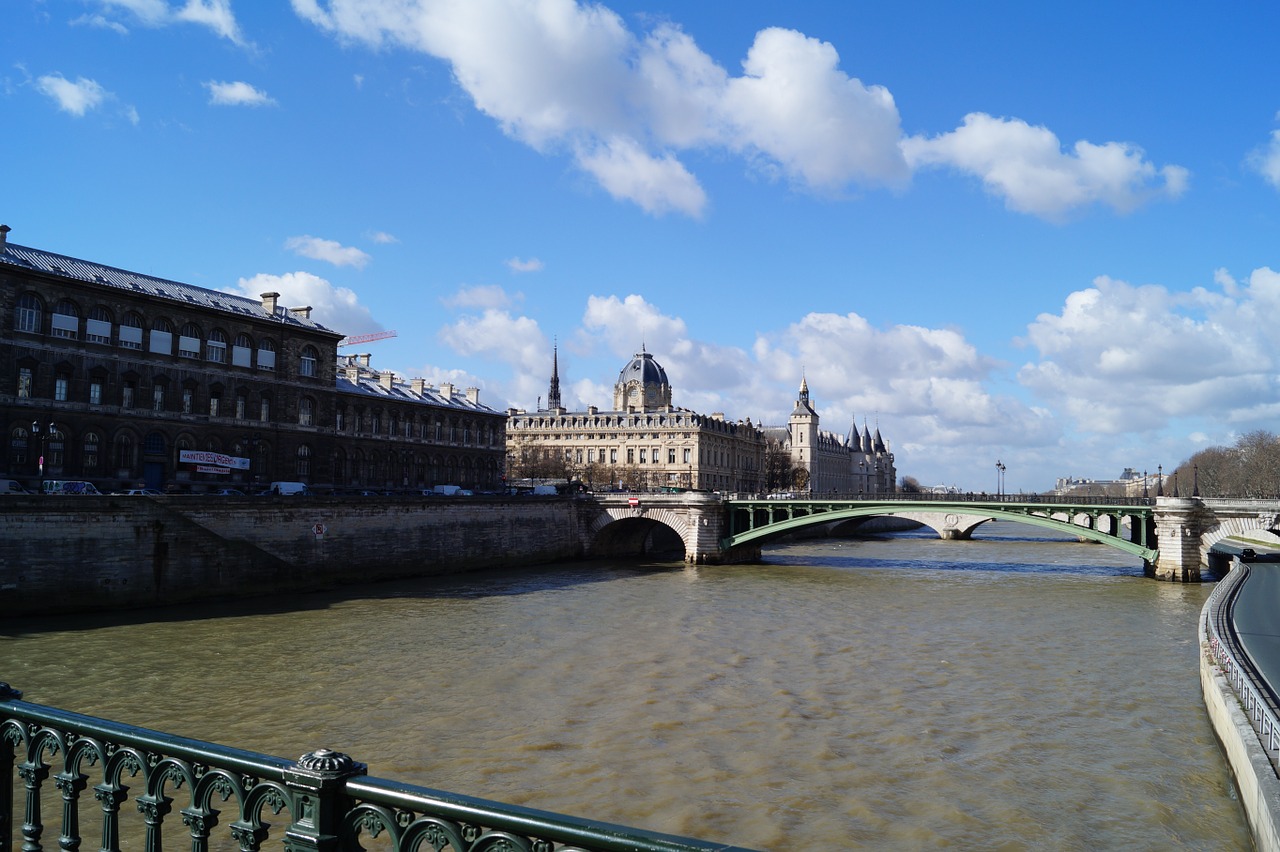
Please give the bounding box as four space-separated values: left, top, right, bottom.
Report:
0 495 594 617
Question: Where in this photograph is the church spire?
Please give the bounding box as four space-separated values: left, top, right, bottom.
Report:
547 341 562 411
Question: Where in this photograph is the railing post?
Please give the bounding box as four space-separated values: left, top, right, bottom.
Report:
282 749 367 852
0 683 21 852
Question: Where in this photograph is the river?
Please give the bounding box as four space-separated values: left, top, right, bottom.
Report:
0 521 1251 850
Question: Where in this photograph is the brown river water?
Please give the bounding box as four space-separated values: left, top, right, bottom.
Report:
0 521 1252 849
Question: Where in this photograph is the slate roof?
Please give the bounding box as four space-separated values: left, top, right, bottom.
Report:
335 369 500 414
0 239 341 336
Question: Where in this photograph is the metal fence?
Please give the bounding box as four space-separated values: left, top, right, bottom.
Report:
1202 565 1280 773
0 685 758 852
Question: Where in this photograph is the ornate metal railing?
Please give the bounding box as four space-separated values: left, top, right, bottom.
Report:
0 684 757 852
1202 565 1280 773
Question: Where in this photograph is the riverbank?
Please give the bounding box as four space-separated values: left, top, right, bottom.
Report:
0 494 592 616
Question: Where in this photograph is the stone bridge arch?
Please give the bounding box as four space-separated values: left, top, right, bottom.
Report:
587 505 691 558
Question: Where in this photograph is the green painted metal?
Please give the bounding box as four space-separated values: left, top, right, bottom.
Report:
0 683 759 852
722 497 1159 563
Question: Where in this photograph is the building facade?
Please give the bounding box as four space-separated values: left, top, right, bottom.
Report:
0 225 505 493
506 347 766 493
761 376 897 495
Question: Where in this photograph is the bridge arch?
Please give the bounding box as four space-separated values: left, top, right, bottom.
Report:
587 506 690 559
1197 512 1280 562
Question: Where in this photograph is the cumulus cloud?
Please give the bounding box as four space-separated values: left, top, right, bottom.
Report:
290 0 1180 220
369 230 399 244
96 0 248 45
226 271 381 334
284 235 371 268
902 113 1189 221
205 80 276 107
1017 272 1280 434
35 74 107 116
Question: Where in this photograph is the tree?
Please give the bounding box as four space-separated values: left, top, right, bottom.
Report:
900 475 922 493
1174 430 1280 497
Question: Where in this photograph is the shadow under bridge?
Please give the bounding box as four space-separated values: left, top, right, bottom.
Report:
722 495 1159 563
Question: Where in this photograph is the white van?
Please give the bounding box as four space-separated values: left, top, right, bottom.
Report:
268 481 310 496
0 479 30 495
42 480 101 495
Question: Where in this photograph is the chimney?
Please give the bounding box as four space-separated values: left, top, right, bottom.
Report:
411 378 426 394
345 366 360 382
439 382 454 399
379 371 395 390
289 306 313 319
359 353 371 367
466 387 480 404
261 292 280 314
0 224 9 249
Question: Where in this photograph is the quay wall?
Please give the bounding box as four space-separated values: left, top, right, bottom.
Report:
0 495 592 617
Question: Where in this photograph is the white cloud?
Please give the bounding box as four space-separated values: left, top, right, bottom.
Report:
902 113 1189 221
205 80 276 107
369 230 398 244
35 74 107 116
506 256 544 273
1017 273 1280 433
97 0 248 45
71 14 130 35
721 27 909 191
1247 128 1280 190
290 1 1180 221
443 285 518 310
227 271 381 335
284 235 371 268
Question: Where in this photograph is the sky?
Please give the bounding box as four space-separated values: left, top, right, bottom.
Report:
7 1 1280 493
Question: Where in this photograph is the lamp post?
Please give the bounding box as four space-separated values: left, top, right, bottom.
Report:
30 419 55 492
1143 469 1148 499
1157 464 1163 497
996 460 1006 497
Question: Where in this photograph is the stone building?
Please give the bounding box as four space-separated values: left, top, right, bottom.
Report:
506 346 766 493
0 225 505 493
760 376 897 495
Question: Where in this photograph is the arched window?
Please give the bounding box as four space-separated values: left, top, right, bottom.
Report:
120 312 144 349
150 318 174 355
179 323 202 358
299 345 318 378
82 433 101 472
9 427 28 467
144 431 166 455
299 397 315 426
51 299 79 339
257 338 276 372
235 389 248 420
207 328 227 363
296 444 312 477
87 306 113 344
15 293 42 333
114 434 136 475
233 333 253 368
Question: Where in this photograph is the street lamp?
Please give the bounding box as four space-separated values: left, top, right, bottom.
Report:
996 460 1006 497
30 419 56 491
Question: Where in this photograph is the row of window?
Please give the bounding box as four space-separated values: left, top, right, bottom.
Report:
12 293 329 375
556 447 696 465
15 365 502 445
6 425 499 484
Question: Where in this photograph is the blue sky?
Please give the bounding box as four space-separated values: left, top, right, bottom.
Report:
7 1 1280 493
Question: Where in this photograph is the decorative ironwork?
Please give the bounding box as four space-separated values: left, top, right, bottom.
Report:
722 495 1160 563
0 688 759 852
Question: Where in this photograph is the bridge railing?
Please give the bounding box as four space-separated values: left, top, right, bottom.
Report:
724 492 1156 507
0 683 758 852
1202 566 1280 774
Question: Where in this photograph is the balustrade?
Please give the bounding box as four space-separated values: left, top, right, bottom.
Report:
0 684 756 852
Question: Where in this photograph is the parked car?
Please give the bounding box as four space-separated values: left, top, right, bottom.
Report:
0 479 31 495
210 488 246 496
116 488 162 496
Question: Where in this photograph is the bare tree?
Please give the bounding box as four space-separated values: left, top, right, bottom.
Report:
1175 430 1280 497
